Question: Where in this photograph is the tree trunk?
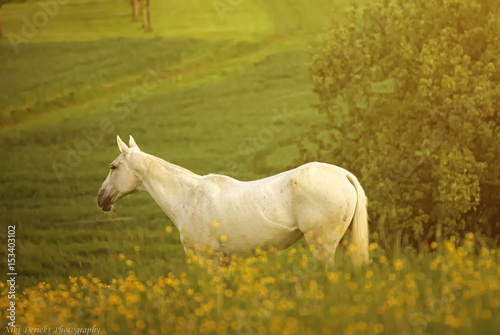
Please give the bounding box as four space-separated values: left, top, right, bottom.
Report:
145 0 153 32
435 221 442 242
0 7 4 38
141 1 146 29
131 0 141 21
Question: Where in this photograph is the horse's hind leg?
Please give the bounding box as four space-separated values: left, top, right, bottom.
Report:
298 206 354 269
291 164 357 268
302 223 348 269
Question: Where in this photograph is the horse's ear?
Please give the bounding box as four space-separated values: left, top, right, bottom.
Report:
129 135 140 150
117 135 130 154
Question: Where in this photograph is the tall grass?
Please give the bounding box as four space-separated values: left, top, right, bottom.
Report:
2 235 499 334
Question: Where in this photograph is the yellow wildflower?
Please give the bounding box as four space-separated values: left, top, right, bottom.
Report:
355 321 367 331
108 294 121 305
444 315 463 329
373 323 384 333
136 320 146 330
481 309 491 319
327 272 340 283
394 259 403 271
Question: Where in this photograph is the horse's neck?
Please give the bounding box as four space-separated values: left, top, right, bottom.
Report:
135 154 200 224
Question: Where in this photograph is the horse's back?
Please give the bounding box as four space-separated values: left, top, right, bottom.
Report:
191 170 301 253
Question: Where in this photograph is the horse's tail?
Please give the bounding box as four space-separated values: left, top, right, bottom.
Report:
345 172 369 266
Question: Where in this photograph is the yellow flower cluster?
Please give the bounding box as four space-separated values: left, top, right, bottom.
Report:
1 235 499 334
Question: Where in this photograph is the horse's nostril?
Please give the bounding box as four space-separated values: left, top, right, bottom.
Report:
102 204 112 212
97 190 107 208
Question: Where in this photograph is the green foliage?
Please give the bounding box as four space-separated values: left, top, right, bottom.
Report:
303 0 500 242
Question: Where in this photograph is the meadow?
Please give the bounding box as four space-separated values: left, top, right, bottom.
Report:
1 0 499 334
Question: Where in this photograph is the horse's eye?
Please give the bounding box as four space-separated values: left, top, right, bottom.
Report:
110 165 117 170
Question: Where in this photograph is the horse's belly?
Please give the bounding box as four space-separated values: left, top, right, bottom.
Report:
221 221 303 254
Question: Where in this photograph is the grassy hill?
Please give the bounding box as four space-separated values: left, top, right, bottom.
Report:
1 0 348 124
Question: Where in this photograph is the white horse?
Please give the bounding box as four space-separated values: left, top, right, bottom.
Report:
97 136 369 266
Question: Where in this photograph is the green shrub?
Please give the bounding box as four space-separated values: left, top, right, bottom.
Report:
301 0 500 243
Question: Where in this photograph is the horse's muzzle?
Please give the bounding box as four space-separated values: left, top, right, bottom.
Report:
97 189 113 212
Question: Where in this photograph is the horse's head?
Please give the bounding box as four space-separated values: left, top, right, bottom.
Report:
97 135 143 212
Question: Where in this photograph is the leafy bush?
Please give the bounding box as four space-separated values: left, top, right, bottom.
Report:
301 0 500 243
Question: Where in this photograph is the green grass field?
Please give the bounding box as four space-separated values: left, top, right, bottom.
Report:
1 0 499 334
1 0 331 287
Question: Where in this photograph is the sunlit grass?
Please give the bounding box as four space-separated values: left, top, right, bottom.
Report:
1 0 338 125
2 235 499 334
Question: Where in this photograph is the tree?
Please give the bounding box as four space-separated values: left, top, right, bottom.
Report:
144 0 152 32
301 0 500 244
130 0 141 21
0 5 3 38
129 0 152 32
